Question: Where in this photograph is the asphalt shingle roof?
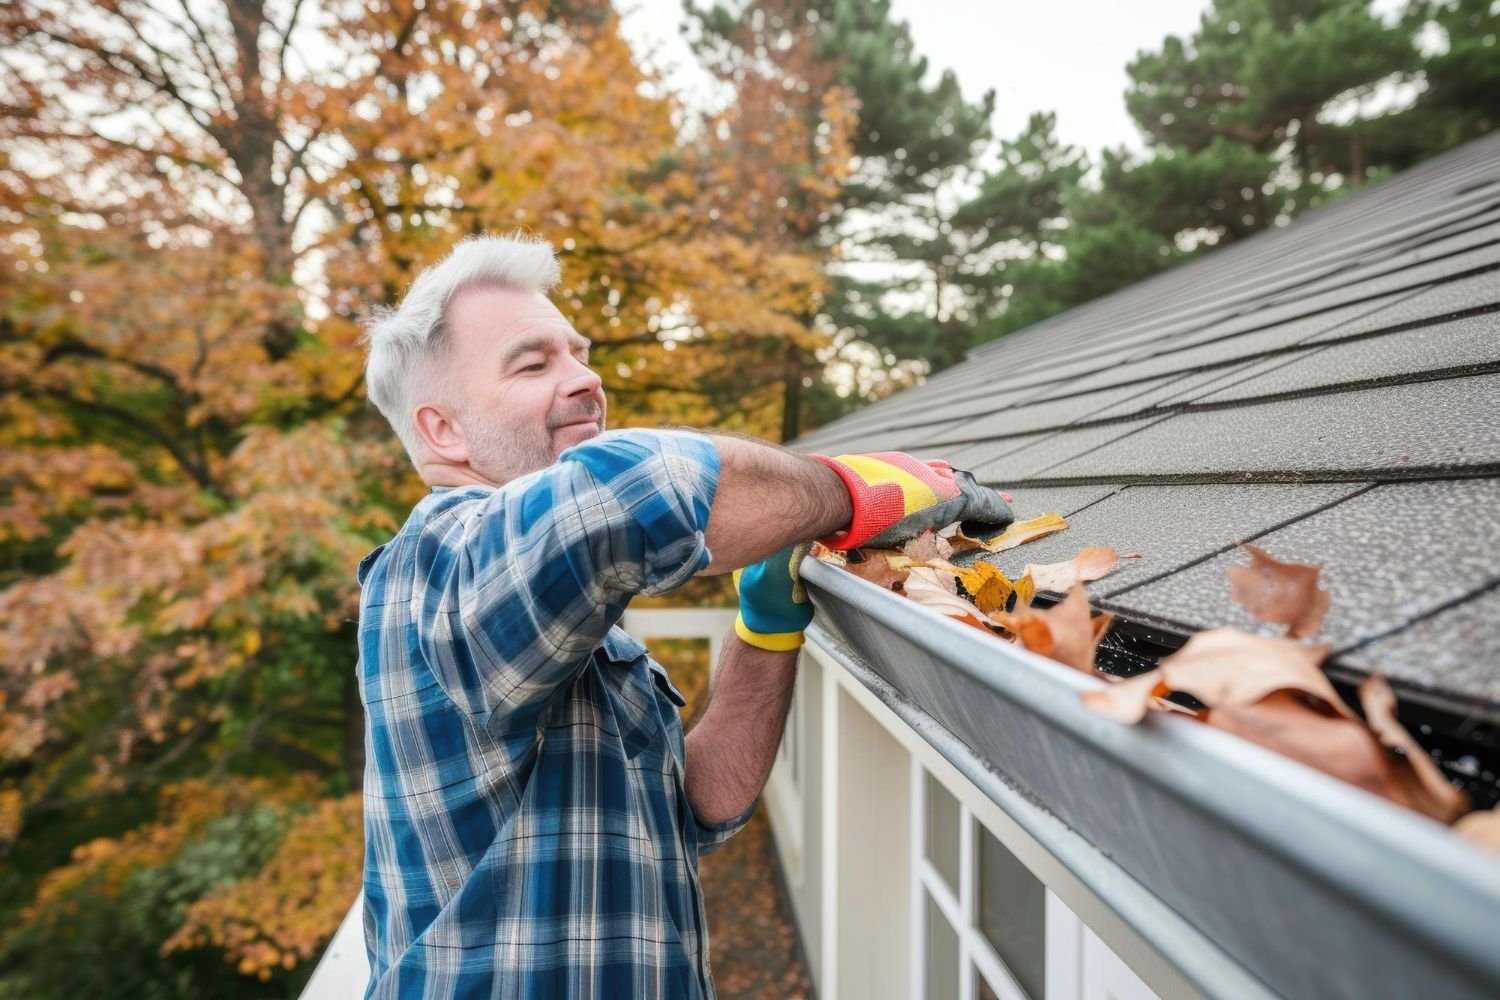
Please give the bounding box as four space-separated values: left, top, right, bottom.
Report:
797 132 1500 712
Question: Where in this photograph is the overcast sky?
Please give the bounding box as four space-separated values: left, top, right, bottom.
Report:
618 0 1215 159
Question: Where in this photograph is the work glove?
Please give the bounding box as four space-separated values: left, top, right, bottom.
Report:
811 452 1013 550
733 544 814 651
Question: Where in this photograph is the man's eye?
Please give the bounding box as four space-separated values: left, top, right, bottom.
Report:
520 362 546 373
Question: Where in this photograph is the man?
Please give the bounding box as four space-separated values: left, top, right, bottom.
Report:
354 233 1012 999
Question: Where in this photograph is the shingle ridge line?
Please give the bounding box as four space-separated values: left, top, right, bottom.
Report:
1331 574 1500 663
1092 482 1382 602
981 467 1500 490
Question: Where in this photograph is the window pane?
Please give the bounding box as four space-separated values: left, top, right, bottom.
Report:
925 890 960 1000
976 824 1046 1000
924 771 961 890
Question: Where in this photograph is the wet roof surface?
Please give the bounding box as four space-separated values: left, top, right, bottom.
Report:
797 133 1500 710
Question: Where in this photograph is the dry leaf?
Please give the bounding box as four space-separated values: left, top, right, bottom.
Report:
903 567 996 633
1455 810 1500 854
1013 573 1035 608
1082 670 1169 723
1025 547 1136 593
1081 627 1344 723
841 551 908 591
950 513 1069 553
1207 692 1418 807
1358 675 1469 823
950 561 1017 615
901 530 954 563
993 585 1111 674
1153 628 1350 719
1226 544 1331 639
810 542 844 564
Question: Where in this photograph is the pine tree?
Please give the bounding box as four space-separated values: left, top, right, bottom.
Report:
687 0 1001 424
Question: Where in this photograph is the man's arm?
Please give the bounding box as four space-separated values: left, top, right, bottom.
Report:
700 433 851 573
683 634 798 826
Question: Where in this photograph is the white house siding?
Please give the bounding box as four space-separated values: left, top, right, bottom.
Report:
763 640 1210 1000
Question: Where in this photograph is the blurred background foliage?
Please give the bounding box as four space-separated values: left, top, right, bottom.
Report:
0 0 1493 993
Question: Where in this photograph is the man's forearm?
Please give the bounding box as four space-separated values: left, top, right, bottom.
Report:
700 432 851 573
683 633 798 825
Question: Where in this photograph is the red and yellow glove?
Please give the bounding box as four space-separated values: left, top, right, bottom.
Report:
811 451 1014 550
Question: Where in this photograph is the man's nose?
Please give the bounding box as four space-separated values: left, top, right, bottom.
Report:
560 356 603 398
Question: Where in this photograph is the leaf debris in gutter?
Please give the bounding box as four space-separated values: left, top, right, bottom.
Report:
817 520 1500 852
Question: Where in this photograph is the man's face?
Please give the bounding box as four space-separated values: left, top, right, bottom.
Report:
438 285 606 485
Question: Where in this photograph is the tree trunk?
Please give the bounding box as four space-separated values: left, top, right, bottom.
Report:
781 366 803 444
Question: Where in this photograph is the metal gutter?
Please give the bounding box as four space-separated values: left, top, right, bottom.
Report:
801 556 1500 1000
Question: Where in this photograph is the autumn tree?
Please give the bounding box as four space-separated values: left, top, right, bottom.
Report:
0 0 845 993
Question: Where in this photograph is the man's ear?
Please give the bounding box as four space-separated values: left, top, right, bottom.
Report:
413 402 469 464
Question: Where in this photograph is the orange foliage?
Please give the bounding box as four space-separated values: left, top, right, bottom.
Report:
14 775 317 932
164 793 363 978
0 0 856 985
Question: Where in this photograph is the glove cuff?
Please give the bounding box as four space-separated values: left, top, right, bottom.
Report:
734 613 807 652
810 453 913 550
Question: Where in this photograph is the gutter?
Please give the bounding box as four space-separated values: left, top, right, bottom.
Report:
801 556 1500 1000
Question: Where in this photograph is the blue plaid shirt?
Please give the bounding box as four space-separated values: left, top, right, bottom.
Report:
355 429 752 999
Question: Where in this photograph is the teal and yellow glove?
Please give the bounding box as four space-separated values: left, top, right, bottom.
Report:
733 544 814 651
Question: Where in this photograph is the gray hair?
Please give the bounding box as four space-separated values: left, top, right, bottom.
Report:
360 232 562 469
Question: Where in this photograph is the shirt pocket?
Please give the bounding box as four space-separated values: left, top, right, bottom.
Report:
598 629 677 763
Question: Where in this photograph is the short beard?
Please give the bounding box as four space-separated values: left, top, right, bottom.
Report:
460 405 554 486
458 399 606 486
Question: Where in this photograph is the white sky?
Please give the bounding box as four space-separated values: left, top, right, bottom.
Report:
618 0 1216 159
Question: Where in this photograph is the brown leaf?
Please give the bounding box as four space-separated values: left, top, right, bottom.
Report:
841 551 908 591
1207 692 1420 807
1226 544 1331 638
1455 810 1500 854
901 530 953 563
1154 627 1350 719
1358 675 1469 823
1024 547 1136 593
994 584 1110 673
949 513 1068 553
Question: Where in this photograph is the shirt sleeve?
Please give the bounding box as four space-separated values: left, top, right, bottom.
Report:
694 797 757 856
420 428 721 735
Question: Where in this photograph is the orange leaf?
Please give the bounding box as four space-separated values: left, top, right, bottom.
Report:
1081 670 1169 723
1024 547 1134 594
1226 544 1331 638
1358 674 1469 822
1013 572 1035 608
951 561 1017 615
993 584 1110 673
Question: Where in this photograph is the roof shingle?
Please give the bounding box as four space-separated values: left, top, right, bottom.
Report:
798 132 1500 711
